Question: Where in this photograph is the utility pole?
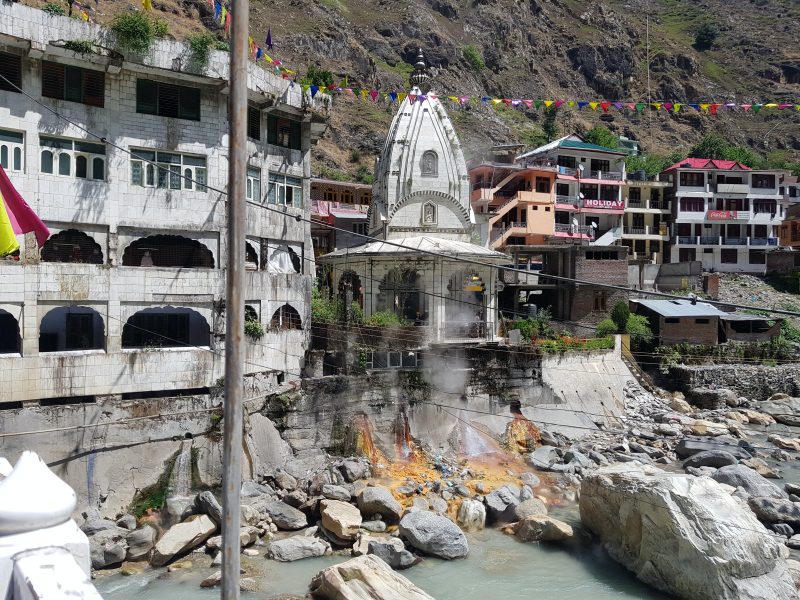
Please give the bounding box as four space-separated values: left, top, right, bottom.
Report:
222 0 248 597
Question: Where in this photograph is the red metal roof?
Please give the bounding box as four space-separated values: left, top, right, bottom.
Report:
662 158 752 173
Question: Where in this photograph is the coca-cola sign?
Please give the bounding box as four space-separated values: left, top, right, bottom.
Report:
707 210 738 220
584 198 624 210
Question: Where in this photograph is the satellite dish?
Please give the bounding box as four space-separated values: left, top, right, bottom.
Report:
578 193 585 199
591 222 598 229
577 164 585 172
572 218 579 227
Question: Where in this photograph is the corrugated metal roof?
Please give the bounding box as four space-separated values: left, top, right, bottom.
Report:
633 299 725 318
319 236 509 261
559 139 627 154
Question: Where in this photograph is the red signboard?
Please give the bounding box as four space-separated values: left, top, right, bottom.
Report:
707 210 738 220
583 198 624 210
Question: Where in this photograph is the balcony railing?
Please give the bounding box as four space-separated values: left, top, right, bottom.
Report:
722 237 747 246
678 236 698 245
700 236 719 244
586 170 624 181
627 226 646 235
675 235 777 247
442 320 492 341
715 183 750 194
554 223 593 236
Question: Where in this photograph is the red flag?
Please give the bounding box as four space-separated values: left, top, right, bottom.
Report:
0 165 50 247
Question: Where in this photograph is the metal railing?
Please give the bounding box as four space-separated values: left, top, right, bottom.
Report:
722 238 747 245
554 223 592 236
699 236 719 244
626 226 646 235
677 236 697 245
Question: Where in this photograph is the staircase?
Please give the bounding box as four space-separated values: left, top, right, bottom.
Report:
591 226 622 246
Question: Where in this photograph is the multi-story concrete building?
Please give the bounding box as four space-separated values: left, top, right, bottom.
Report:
309 178 371 256
621 176 671 263
516 135 627 246
778 202 800 249
0 5 327 404
781 174 799 204
663 158 784 273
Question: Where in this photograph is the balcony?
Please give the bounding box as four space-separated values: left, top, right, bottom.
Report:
554 223 592 238
674 236 778 247
722 238 748 246
585 170 624 181
554 196 624 212
626 198 670 211
700 236 719 244
715 183 750 194
623 225 669 239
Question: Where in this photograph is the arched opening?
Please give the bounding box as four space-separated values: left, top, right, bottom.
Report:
270 304 302 330
377 268 426 324
41 229 104 264
39 306 105 352
0 310 21 354
122 307 210 348
266 244 301 274
122 235 215 268
421 150 438 177
446 271 485 338
245 305 259 322
245 242 259 271
338 271 363 308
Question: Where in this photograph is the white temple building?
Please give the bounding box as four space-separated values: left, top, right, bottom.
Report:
319 51 507 343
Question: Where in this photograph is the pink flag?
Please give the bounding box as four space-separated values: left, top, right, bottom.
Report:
0 165 50 247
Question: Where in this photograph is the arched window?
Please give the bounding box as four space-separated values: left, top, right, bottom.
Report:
270 304 302 330
41 229 104 264
245 242 259 271
121 235 215 268
76 155 88 178
92 157 104 180
378 268 426 324
41 150 53 174
39 306 105 352
58 153 71 176
0 146 7 167
338 271 363 307
122 307 210 348
266 244 301 274
184 168 193 190
0 310 21 354
421 150 438 176
244 305 259 322
13 147 22 171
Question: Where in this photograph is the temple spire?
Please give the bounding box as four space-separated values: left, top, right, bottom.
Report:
409 48 432 94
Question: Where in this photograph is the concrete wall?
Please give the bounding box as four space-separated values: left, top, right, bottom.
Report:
670 363 800 402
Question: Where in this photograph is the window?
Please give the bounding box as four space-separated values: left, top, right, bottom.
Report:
590 159 610 173
721 249 738 263
679 198 705 212
267 115 301 150
695 318 710 324
584 251 617 260
130 150 206 191
0 52 22 93
323 189 337 202
267 173 302 207
41 61 104 107
665 318 679 324
136 79 200 121
421 150 438 176
353 222 367 236
678 248 696 262
752 174 775 189
340 189 354 204
0 129 23 172
593 291 607 311
535 177 550 193
40 137 105 180
557 155 576 169
246 166 261 201
679 172 704 187
749 250 766 264
247 106 261 140
556 183 570 197
703 248 713 254
628 188 641 201
753 200 777 214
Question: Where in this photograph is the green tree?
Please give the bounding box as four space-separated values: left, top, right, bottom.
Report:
302 65 334 88
689 134 763 168
596 319 618 337
626 151 685 178
610 301 630 332
463 45 485 71
584 126 619 150
694 23 718 51
543 108 559 142
626 314 653 344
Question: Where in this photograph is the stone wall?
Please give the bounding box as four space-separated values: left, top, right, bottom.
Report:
670 364 800 401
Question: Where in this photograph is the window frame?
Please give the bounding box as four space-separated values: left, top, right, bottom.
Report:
0 129 24 172
720 249 738 264
246 166 261 201
267 115 301 150
0 51 22 94
40 136 106 180
41 61 105 107
136 79 201 121
267 173 303 208
130 149 207 191
679 172 705 187
247 106 261 141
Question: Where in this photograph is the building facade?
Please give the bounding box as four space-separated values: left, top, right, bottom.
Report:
663 158 784 273
0 5 327 404
310 178 371 256
621 177 671 263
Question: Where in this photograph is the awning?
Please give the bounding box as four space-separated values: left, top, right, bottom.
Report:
330 209 367 220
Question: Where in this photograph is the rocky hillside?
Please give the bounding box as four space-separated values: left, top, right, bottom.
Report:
24 0 800 179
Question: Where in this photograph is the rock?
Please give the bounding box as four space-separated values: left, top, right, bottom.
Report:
526 446 561 470
362 520 387 533
747 497 800 525
675 438 752 460
395 485 416 497
689 419 729 437
322 484 351 501
771 523 795 538
241 504 260 526
81 518 118 536
682 450 739 470
411 498 429 511
742 458 780 479
726 411 748 424
520 472 540 488
564 450 593 469
789 536 800 551
267 536 330 561
513 498 548 520
670 397 693 414
768 434 800 452
711 465 788 500
309 555 435 600
239 578 258 592
274 471 298 491
200 570 222 588
399 510 468 560
167 559 192 572
358 487 403 522
116 514 137 530
788 559 800 588
759 397 800 426
164 495 194 526
195 491 223 527
90 527 129 569
321 499 362 542
456 499 486 532
339 460 367 483
282 489 308 508
368 538 420 570
580 465 796 600
243 548 259 557
787 483 800 496
513 516 573 543
241 480 274 497
484 485 521 523
120 561 146 576
125 526 156 561
519 485 533 501
151 515 217 567
262 500 308 530
426 494 447 515
686 466 718 478
688 388 737 410
738 409 775 425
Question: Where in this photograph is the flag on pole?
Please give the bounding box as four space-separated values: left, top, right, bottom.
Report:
0 166 50 254
265 27 273 50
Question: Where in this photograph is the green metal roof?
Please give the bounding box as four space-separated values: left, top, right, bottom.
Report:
558 140 627 154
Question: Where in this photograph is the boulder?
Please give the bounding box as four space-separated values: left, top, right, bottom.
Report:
309 555 435 600
116 514 137 530
513 516 573 543
399 510 468 560
520 472 541 488
90 527 129 569
362 520 387 533
321 499 362 542
195 491 223 527
484 485 521 523
670 396 693 414
425 494 448 515
688 388 736 410
240 504 259 526
322 484 352 502
200 570 222 588
151 515 217 567
274 471 298 491
358 487 403 522
267 536 330 562
526 446 562 471
748 497 800 525
368 538 420 570
759 397 800 426
738 409 775 425
675 438 751 460
580 465 796 600
682 450 738 470
262 500 308 530
283 490 308 508
164 495 194 527
768 434 800 452
512 497 548 520
689 420 729 437
241 480 274 497
339 460 367 483
81 518 117 536
456 499 485 532
125 526 156 561
711 465 788 500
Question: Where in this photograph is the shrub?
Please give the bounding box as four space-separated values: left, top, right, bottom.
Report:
610 301 630 332
694 22 717 51
348 302 364 324
355 165 374 185
543 108 558 142
463 45 485 71
63 40 94 55
689 134 763 168
43 2 66 16
349 148 362 163
111 11 168 55
302 65 334 88
244 319 264 338
187 32 216 67
596 319 618 337
311 288 343 323
366 311 407 327
625 314 653 345
214 41 230 51
584 126 619 149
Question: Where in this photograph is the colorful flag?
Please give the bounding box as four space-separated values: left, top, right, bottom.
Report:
0 190 18 257
266 27 273 50
0 166 50 253
142 0 152 11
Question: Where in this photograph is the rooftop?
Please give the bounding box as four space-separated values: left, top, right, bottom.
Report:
633 299 725 318
517 135 627 160
319 236 509 261
662 158 753 173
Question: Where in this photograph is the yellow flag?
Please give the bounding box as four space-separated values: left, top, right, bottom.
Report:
651 102 662 110
0 193 19 257
589 102 599 111
699 103 709 112
142 0 152 10
544 100 554 108
398 93 407 103
673 104 682 113
491 98 502 105
765 103 778 109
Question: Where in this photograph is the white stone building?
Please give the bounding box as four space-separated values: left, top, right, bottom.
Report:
320 52 507 343
0 5 327 404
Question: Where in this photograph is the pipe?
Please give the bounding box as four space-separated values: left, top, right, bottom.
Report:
222 0 248 596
